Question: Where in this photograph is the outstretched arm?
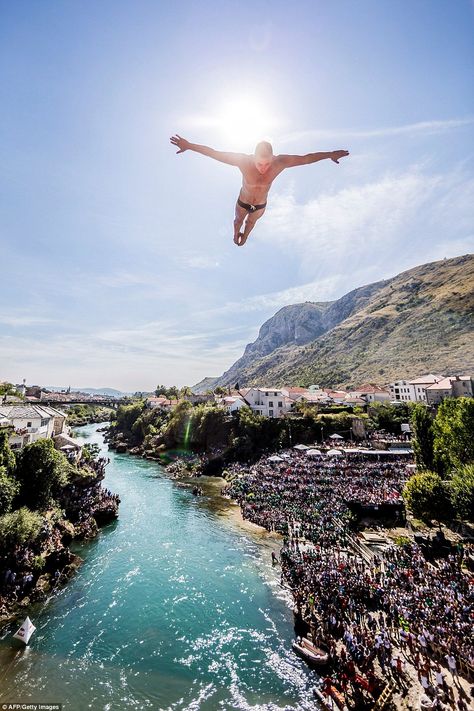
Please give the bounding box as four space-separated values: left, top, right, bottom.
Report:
279 149 349 168
170 134 245 167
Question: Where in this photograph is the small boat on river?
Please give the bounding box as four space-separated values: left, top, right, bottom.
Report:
292 636 329 667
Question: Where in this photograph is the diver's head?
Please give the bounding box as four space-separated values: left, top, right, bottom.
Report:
254 141 273 174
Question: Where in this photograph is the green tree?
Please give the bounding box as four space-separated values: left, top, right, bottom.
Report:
0 466 18 516
0 429 16 474
0 382 20 397
114 402 145 443
163 400 193 447
403 471 451 523
82 443 101 463
450 464 474 521
411 404 435 471
369 402 410 434
0 507 43 549
213 386 227 396
15 439 71 510
434 398 474 474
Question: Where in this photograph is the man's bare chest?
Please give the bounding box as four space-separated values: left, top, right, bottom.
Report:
241 166 280 188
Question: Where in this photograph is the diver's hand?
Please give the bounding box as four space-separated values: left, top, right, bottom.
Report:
170 134 191 154
330 149 349 164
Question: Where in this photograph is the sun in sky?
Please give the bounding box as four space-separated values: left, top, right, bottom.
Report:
185 92 283 150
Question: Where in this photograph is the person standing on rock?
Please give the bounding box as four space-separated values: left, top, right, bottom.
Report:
170 135 349 246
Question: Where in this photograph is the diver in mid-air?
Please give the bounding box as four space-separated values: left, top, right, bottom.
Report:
170 134 349 246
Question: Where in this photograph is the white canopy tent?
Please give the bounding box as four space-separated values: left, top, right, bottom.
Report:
306 448 322 457
268 455 284 463
293 444 309 451
329 433 344 440
326 448 343 456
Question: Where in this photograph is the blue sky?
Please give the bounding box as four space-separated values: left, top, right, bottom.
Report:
1 0 473 391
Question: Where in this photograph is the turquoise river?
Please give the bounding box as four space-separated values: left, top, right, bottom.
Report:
0 424 318 710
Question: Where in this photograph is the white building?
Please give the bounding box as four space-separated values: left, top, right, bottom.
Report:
408 374 444 402
220 396 248 414
348 385 391 403
389 380 416 402
425 375 473 405
0 404 67 450
244 388 293 418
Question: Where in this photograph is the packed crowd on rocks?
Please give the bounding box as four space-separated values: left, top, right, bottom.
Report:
225 451 474 708
225 452 408 534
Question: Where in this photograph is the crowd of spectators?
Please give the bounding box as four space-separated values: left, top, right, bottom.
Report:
225 451 474 708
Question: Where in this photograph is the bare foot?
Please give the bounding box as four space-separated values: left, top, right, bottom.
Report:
235 232 248 246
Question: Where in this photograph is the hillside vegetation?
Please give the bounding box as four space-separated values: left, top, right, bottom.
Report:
213 254 474 389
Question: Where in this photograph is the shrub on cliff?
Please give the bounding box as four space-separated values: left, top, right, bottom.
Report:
0 466 19 516
0 429 16 474
15 439 71 510
113 402 146 444
0 507 43 549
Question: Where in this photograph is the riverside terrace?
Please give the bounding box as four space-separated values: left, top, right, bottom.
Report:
224 452 474 708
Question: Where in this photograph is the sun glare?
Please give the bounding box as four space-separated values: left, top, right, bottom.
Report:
215 96 280 149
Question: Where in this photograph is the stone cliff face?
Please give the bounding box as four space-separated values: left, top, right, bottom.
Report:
212 254 474 389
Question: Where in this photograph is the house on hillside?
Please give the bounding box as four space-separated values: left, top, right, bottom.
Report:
219 396 248 414
389 380 416 402
408 374 444 403
326 390 349 404
282 386 311 401
0 404 68 450
294 391 333 406
425 375 473 405
348 384 391 403
53 433 83 462
244 388 293 418
146 397 179 411
343 395 367 407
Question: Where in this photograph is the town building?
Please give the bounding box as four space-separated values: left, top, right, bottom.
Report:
425 375 473 405
219 396 248 414
407 374 444 402
146 397 179 410
389 380 416 402
348 384 391 403
0 404 68 450
243 388 293 418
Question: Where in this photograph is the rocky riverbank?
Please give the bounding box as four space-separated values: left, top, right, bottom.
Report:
0 456 119 627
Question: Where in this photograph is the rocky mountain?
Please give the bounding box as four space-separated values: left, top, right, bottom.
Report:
213 254 474 389
191 376 220 395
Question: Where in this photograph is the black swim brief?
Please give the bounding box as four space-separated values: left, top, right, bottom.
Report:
237 198 267 213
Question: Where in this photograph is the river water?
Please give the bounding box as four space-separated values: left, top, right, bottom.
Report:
0 424 317 710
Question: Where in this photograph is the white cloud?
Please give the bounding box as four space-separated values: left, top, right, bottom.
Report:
0 312 56 327
258 167 474 277
178 253 220 270
97 271 157 288
279 117 474 145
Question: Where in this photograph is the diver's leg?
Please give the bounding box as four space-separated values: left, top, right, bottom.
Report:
234 201 248 244
237 207 266 246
